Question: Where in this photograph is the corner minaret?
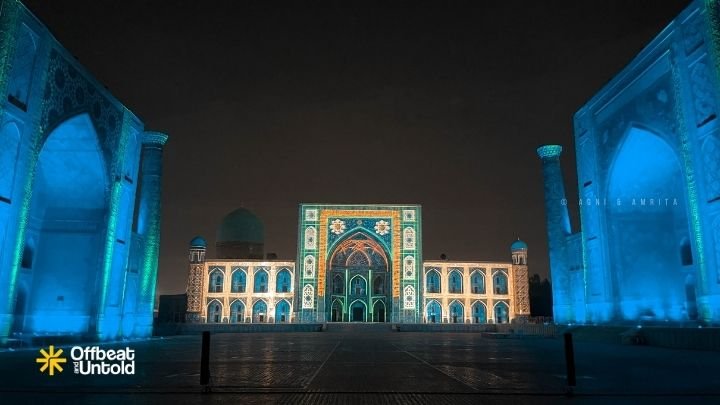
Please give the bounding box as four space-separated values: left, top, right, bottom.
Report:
536 145 571 235
536 145 573 322
511 239 530 319
135 131 169 336
185 236 207 322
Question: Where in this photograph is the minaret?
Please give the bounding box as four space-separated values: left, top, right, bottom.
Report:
135 131 169 336
186 236 207 322
536 145 573 323
511 239 530 320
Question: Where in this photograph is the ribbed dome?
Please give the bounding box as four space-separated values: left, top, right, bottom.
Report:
217 208 264 243
511 239 528 250
189 235 207 248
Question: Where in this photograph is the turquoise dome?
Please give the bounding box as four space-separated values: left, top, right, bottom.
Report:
189 235 207 248
217 208 264 243
511 239 528 250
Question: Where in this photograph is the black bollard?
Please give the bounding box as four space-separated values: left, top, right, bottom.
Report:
200 331 211 390
563 332 576 392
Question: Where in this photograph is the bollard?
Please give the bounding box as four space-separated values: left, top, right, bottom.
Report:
200 331 211 391
563 332 576 394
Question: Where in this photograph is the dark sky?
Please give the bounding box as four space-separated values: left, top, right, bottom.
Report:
24 0 689 295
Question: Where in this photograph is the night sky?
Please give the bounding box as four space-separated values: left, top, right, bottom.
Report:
24 0 689 295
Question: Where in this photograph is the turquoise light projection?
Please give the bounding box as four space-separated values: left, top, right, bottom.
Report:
543 0 720 325
606 127 694 321
23 114 108 334
97 113 135 340
0 0 168 342
672 63 710 321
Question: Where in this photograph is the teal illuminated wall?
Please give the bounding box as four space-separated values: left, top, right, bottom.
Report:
0 0 167 342
541 0 720 325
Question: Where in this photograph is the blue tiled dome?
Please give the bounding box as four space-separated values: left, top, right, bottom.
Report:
511 239 528 250
217 208 264 243
189 235 207 248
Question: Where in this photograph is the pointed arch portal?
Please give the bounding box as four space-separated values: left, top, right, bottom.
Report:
606 127 694 321
326 231 390 322
18 114 109 335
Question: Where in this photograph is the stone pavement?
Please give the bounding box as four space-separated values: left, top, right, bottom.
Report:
1 327 719 404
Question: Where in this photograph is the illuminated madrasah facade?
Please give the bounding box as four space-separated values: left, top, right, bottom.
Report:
0 0 168 343
539 0 720 325
185 205 530 324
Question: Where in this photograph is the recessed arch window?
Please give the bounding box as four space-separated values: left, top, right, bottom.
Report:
449 300 464 323
209 269 224 293
472 301 487 324
275 299 290 323
254 268 268 293
426 300 442 323
207 300 222 323
350 276 366 296
373 300 386 322
373 275 384 295
449 269 463 293
8 25 38 108
231 269 246 293
0 122 21 202
332 273 344 294
495 301 509 324
230 300 245 323
494 272 508 295
471 271 485 294
252 300 267 323
276 268 291 293
426 269 440 293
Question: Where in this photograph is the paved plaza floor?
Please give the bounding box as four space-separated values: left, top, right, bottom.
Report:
1 327 719 404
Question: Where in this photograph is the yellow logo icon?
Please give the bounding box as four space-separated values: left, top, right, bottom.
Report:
36 345 67 376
